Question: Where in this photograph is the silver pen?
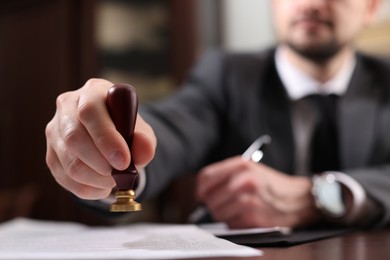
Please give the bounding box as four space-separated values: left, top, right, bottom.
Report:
188 135 272 223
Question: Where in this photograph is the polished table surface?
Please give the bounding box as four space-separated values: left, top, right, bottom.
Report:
186 229 390 260
259 230 390 260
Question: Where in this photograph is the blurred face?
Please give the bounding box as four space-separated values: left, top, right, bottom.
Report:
272 0 379 61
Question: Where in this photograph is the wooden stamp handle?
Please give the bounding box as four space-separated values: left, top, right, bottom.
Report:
106 83 138 190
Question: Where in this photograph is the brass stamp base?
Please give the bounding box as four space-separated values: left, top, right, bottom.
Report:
110 190 142 212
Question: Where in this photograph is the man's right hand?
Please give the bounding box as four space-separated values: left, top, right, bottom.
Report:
45 79 156 200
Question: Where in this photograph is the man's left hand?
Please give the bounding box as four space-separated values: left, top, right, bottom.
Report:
196 156 321 228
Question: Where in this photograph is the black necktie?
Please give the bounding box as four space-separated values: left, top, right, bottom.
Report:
308 94 340 173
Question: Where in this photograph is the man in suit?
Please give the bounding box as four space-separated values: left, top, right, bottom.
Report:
45 0 390 228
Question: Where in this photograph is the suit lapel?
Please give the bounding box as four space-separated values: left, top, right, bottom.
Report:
339 56 379 169
260 58 295 174
254 53 381 172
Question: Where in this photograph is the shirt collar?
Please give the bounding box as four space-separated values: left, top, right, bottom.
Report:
275 46 356 101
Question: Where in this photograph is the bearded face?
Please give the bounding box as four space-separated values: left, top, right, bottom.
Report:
272 0 379 62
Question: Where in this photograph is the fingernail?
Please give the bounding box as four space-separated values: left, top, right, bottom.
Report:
109 151 126 169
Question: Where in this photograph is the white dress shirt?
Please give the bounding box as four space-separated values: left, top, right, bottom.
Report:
274 46 380 225
275 46 356 175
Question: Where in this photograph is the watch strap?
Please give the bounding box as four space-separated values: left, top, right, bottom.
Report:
312 171 368 226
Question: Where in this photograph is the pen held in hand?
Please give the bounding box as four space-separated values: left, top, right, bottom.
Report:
188 135 272 224
241 135 272 162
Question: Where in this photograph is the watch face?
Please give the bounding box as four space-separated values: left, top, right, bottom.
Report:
315 176 346 217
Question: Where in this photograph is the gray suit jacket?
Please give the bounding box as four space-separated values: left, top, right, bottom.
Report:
140 48 390 226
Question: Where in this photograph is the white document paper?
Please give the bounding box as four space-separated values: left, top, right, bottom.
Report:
0 218 262 259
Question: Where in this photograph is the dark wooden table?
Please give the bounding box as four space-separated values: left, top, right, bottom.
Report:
260 230 390 260
183 230 390 260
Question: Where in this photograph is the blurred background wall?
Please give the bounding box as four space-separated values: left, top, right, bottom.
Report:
0 0 389 225
220 0 275 51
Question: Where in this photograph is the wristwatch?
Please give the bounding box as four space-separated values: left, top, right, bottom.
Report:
311 172 367 224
